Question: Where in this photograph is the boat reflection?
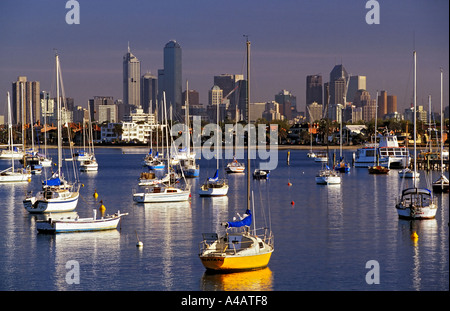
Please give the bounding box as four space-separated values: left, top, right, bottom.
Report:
200 267 273 291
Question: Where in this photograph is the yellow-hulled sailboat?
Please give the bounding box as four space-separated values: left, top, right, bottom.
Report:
199 38 274 272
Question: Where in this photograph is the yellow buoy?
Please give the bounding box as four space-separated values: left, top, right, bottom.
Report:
93 190 98 199
411 231 419 240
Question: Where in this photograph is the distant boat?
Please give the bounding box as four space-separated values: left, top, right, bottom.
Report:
133 185 190 203
79 102 98 172
253 169 270 180
315 166 341 185
0 92 31 183
395 51 437 220
36 210 128 233
313 151 328 163
198 169 229 196
398 167 419 178
225 157 245 173
368 165 390 174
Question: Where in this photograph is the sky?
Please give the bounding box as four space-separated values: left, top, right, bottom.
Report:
0 0 448 117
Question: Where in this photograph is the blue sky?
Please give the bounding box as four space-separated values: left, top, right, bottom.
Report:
0 0 448 115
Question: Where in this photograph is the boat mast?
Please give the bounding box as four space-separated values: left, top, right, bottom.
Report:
56 52 62 177
440 68 444 176
7 92 14 172
413 51 417 188
246 37 251 213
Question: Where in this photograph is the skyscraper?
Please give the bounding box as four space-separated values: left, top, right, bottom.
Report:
347 76 366 103
306 75 323 106
275 89 297 120
328 64 349 121
159 40 182 121
377 90 387 119
387 95 397 113
123 44 141 108
141 72 157 114
306 75 322 122
12 76 40 125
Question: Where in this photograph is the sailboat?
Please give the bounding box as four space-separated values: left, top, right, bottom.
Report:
199 38 274 271
132 92 190 203
368 92 390 174
395 51 437 219
315 97 341 185
198 93 229 197
23 52 80 213
79 102 98 172
431 69 449 193
0 92 31 183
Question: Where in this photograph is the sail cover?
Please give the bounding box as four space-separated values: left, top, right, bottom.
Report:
44 177 61 186
208 169 219 182
227 208 252 228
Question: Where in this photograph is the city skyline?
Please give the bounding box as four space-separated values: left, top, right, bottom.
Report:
0 0 448 117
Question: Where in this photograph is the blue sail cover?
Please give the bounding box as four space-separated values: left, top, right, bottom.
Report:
227 209 252 228
208 169 219 182
44 177 61 186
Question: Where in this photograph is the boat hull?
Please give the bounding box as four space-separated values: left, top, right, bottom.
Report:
0 172 31 183
395 203 437 219
37 216 122 233
315 176 341 185
133 190 190 203
24 192 79 213
200 250 273 271
198 185 229 197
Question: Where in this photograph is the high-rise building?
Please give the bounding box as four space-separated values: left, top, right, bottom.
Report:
89 96 114 122
377 90 387 119
123 44 141 108
387 95 397 114
275 89 297 120
158 40 182 121
214 74 243 120
306 101 323 122
328 65 349 121
347 76 366 103
141 72 157 114
12 76 40 125
306 75 323 106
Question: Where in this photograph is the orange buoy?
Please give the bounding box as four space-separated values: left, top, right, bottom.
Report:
291 201 295 206
287 182 292 186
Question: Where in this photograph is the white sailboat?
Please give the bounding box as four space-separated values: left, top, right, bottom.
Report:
395 51 437 219
79 102 98 172
198 87 229 197
199 38 274 271
36 209 128 233
23 52 80 213
0 92 31 183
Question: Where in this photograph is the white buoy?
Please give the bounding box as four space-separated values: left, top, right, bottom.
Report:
135 230 143 247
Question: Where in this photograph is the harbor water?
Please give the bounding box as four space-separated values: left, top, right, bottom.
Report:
0 148 448 291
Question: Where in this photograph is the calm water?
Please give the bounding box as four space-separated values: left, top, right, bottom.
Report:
0 147 448 291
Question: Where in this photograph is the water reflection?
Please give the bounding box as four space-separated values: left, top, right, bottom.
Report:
200 267 273 291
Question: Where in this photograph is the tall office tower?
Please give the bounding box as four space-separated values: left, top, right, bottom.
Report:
328 64 349 121
40 91 55 124
182 89 199 106
123 44 141 108
275 89 297 120
362 99 377 122
306 75 323 106
214 74 243 118
141 72 157 114
387 95 397 114
347 76 366 103
207 85 224 123
89 96 114 122
236 79 248 122
158 40 182 121
307 102 323 122
377 90 387 119
12 76 40 125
